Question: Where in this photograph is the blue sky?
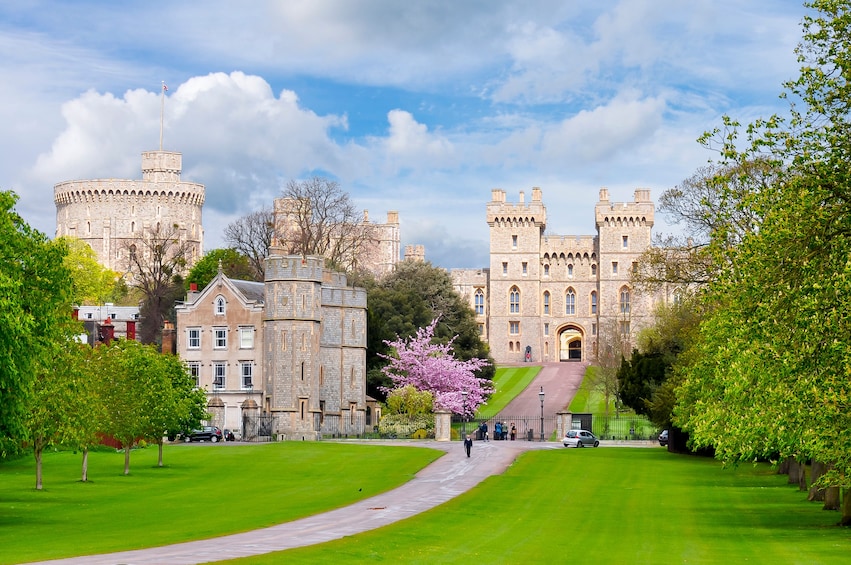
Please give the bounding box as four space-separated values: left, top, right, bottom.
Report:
0 1 806 268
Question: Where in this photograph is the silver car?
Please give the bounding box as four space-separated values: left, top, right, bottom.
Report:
563 429 600 448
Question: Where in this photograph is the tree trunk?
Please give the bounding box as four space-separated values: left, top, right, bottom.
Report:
824 486 840 511
778 457 791 475
158 438 164 467
81 448 89 482
123 442 131 475
840 489 851 527
808 460 826 502
787 458 803 486
35 447 43 491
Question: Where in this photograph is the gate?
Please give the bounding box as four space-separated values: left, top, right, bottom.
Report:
454 415 559 441
241 412 277 442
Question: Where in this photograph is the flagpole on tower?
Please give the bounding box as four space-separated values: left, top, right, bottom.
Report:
159 81 168 150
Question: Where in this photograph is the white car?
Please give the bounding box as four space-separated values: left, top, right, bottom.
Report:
563 429 600 448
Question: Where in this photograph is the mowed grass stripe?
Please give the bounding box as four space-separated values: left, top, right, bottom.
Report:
0 442 439 564
241 449 851 564
477 365 541 418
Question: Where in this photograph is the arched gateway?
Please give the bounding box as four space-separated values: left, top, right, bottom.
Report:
558 325 584 362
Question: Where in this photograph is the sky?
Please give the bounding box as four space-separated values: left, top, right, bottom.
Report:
0 1 807 269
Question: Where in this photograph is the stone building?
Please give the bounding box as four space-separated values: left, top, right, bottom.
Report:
54 149 205 273
452 187 663 365
175 255 371 440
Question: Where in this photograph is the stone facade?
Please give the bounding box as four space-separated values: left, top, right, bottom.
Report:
175 255 369 440
452 187 663 365
54 150 205 273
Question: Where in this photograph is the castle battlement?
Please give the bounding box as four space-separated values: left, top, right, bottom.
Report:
486 187 546 227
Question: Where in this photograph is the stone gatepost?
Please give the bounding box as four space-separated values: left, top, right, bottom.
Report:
241 398 259 441
557 411 573 440
208 397 225 429
434 410 452 441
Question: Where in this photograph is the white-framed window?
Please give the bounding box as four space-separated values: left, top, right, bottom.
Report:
213 362 226 390
239 326 254 349
509 321 520 335
214 327 227 349
215 295 226 315
474 289 485 315
187 361 200 388
509 286 520 313
240 362 253 389
187 327 201 349
565 289 575 315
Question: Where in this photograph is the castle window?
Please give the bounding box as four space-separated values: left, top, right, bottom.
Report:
612 262 618 275
543 291 550 315
591 264 597 276
213 362 226 390
213 327 227 349
475 289 484 315
567 264 573 277
512 234 518 249
623 235 629 248
509 286 520 313
129 244 137 263
620 320 631 335
565 289 575 315
544 323 549 336
592 323 597 336
620 288 631 314
187 361 200 388
320 366 324 386
522 262 527 275
215 296 226 315
544 264 550 276
590 291 598 315
239 326 254 349
187 327 201 349
477 323 484 335
240 362 253 389
509 321 520 335
502 262 508 275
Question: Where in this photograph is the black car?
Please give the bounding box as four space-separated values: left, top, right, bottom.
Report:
185 426 223 443
658 429 669 447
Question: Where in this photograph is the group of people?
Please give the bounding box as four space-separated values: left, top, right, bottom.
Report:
478 420 517 441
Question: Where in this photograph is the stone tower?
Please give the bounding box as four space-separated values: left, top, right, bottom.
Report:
54 150 205 272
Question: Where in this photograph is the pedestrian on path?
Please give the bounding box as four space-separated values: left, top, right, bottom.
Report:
464 435 473 457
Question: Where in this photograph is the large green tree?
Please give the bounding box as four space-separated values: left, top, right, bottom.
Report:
0 191 74 456
60 236 126 305
672 0 851 524
185 248 257 290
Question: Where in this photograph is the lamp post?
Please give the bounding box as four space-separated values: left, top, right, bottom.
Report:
461 390 469 439
539 386 545 442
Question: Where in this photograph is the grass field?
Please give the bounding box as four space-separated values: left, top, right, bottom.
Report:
0 443 439 564
476 365 541 418
225 448 851 564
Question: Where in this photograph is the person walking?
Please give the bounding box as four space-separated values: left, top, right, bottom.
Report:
510 423 517 441
479 421 489 441
464 435 473 457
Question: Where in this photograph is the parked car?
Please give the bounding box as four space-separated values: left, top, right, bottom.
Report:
223 429 236 441
658 429 669 447
185 426 223 443
563 429 600 448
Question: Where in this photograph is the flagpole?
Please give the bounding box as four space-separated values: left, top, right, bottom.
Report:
159 81 166 150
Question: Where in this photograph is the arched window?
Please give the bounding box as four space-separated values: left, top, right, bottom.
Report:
565 288 575 315
509 286 520 314
475 289 485 315
620 287 631 314
590 291 597 315
544 264 550 276
591 264 597 276
567 264 573 277
215 296 226 315
543 291 550 315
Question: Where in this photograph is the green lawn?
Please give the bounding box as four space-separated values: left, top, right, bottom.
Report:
476 365 541 418
0 442 439 564
226 449 851 564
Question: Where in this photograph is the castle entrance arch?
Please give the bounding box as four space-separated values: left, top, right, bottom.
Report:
558 325 584 362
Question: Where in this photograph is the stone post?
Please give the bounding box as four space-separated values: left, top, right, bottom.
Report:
557 411 573 440
434 410 452 442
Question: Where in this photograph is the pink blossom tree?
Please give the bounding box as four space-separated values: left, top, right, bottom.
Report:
381 319 492 416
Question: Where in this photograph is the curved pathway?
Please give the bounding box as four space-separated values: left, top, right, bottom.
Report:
29 440 555 565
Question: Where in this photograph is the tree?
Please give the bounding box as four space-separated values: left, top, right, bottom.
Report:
381 319 492 418
185 248 256 290
224 206 274 280
60 236 126 305
122 223 192 344
365 260 494 400
274 177 376 273
0 191 74 456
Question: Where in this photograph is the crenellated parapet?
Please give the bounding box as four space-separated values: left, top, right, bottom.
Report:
486 187 546 229
54 179 205 206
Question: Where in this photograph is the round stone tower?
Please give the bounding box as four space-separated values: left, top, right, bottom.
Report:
54 150 205 272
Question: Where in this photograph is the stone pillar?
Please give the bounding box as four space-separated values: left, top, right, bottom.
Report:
557 411 573 440
434 410 452 442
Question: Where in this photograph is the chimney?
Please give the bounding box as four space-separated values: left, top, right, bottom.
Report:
98 318 115 345
161 320 176 354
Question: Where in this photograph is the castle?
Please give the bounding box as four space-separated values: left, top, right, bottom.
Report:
452 187 666 365
54 150 205 273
